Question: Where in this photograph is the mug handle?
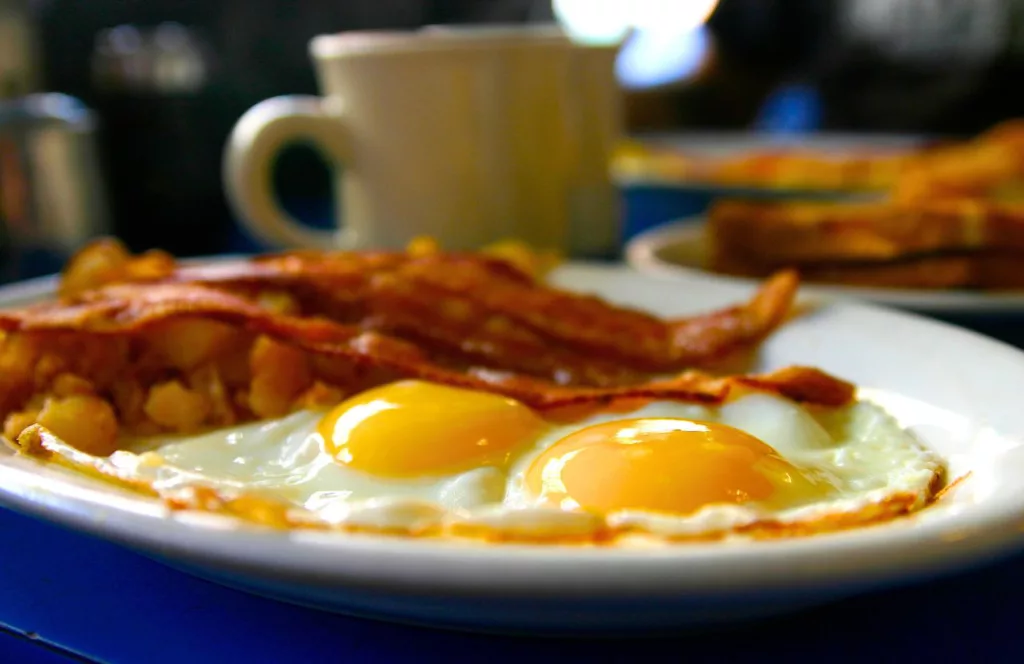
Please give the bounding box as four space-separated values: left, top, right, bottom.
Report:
223 95 355 249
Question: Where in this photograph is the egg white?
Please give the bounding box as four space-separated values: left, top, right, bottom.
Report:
122 411 508 524
110 390 943 538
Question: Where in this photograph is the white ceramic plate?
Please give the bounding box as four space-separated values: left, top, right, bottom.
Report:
2 263 1024 634
626 218 1024 314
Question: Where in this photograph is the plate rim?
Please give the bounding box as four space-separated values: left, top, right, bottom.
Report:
615 131 932 190
2 263 1024 605
625 217 1024 313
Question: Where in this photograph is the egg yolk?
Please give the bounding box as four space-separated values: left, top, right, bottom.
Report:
524 418 833 516
318 380 547 477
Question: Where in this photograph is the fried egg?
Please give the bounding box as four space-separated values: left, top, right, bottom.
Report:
110 380 943 540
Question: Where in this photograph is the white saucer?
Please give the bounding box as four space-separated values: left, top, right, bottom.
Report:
2 263 1024 633
626 218 1024 314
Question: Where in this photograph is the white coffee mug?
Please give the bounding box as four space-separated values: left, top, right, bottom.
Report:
223 27 622 255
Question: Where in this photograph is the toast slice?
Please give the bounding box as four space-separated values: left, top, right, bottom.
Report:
708 198 1024 264
893 119 1024 202
710 246 1024 290
706 194 1024 289
707 150 912 192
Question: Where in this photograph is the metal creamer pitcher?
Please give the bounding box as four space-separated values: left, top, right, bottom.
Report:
0 93 110 281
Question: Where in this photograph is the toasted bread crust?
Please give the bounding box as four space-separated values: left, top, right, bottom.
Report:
707 197 1024 289
711 245 1024 290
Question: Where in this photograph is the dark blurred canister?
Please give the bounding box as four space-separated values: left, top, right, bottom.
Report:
0 93 111 281
88 23 234 258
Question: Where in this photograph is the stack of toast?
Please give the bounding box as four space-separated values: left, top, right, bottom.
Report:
706 120 1024 290
708 199 1024 289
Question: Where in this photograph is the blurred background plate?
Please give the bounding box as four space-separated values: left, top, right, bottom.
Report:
616 131 928 238
618 130 928 177
625 216 1024 314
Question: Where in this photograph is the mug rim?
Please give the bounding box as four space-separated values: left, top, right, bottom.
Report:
310 25 575 59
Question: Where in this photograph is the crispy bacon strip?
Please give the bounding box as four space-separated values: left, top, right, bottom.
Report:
378 257 799 369
56 240 798 376
668 269 799 359
361 272 648 385
357 267 796 381
0 282 852 408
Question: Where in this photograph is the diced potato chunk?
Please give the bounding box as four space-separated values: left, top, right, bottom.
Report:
58 238 131 298
3 410 39 442
0 333 40 379
295 381 344 410
188 365 235 427
36 395 119 456
51 373 96 397
58 239 174 297
0 333 41 411
406 236 441 257
146 318 239 371
144 380 211 432
124 249 175 281
248 336 312 418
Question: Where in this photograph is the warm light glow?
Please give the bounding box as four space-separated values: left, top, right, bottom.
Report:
525 418 833 515
631 0 719 33
552 0 633 44
553 0 719 42
319 381 546 477
616 27 710 89
554 0 720 87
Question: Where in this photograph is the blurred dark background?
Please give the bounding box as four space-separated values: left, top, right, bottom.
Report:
6 0 1024 261
27 0 557 257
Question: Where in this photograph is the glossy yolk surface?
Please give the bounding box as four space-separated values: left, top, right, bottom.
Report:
524 418 833 515
318 380 547 477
